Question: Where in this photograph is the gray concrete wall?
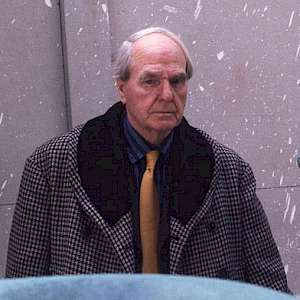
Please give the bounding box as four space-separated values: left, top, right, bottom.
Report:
61 0 116 126
0 0 67 276
0 0 299 295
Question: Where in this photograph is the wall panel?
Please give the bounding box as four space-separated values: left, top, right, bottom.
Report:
0 0 67 274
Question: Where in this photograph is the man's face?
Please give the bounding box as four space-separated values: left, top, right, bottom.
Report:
116 33 188 145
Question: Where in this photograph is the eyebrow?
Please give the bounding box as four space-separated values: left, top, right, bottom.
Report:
139 71 162 80
139 71 186 80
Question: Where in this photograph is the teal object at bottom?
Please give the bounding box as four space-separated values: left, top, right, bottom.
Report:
0 274 295 300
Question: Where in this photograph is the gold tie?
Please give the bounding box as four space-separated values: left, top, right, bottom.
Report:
140 150 160 273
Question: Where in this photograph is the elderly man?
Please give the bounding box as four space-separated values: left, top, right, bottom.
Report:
6 27 290 293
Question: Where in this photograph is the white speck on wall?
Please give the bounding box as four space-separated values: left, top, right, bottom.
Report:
272 171 275 177
232 99 236 103
10 173 13 178
284 264 288 275
295 44 300 61
1 180 7 191
192 40 197 45
165 16 169 23
198 84 205 92
209 82 215 86
263 6 268 12
0 112 3 125
280 175 284 186
163 5 177 14
283 192 290 222
243 3 247 12
251 130 255 136
297 79 300 85
77 27 83 35
44 0 52 8
102 4 109 24
194 0 203 20
288 10 295 28
288 137 292 145
290 205 296 224
245 61 249 68
217 51 224 61
282 94 287 102
101 3 107 13
11 18 16 25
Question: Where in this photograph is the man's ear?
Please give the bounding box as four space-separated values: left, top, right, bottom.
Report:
116 79 127 104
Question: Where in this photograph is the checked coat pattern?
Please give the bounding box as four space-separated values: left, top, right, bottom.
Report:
6 102 290 293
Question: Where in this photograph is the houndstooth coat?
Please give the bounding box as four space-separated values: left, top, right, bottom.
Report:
6 102 290 293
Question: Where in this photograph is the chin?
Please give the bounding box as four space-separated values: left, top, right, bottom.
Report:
152 122 177 132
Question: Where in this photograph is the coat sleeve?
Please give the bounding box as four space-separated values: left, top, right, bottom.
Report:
6 156 51 277
239 162 291 294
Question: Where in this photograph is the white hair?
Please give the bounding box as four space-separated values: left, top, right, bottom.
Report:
112 27 193 81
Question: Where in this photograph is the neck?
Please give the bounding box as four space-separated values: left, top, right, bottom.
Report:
143 132 170 146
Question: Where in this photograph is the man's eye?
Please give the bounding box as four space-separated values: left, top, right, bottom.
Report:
144 79 160 86
170 76 186 87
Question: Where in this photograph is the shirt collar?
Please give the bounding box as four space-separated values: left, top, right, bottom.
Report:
123 113 174 164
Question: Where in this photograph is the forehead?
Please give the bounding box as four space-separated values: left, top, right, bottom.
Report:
130 33 187 74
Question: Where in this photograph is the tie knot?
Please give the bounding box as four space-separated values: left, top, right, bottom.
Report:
146 151 159 170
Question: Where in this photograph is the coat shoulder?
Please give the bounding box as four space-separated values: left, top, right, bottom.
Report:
189 127 251 177
27 124 84 166
194 128 248 166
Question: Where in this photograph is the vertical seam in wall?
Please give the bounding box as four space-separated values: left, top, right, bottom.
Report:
105 0 114 71
58 0 72 131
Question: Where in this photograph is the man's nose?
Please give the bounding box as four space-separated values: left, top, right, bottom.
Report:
159 79 173 101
